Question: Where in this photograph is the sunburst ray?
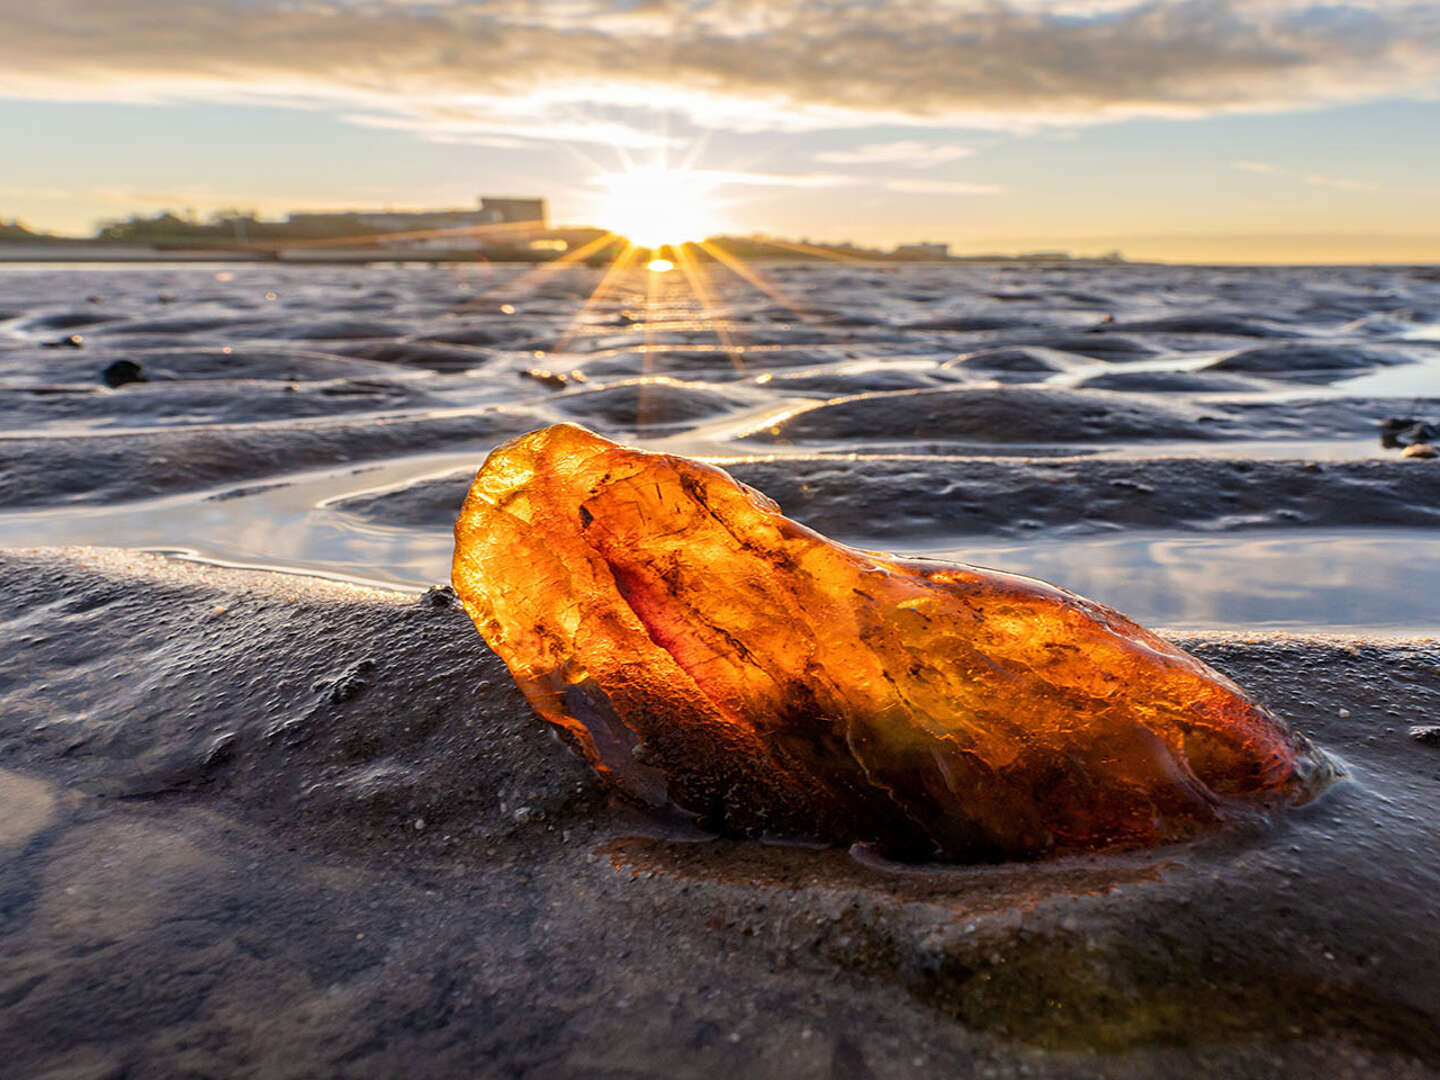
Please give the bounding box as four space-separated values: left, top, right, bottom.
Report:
674 242 744 372
699 239 819 326
482 231 624 303
552 242 642 355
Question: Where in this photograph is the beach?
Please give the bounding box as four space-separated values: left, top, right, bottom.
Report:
3 260 1440 1076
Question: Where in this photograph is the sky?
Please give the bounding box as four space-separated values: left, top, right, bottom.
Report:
1 0 1438 262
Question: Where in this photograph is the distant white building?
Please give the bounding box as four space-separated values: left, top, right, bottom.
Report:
894 241 950 259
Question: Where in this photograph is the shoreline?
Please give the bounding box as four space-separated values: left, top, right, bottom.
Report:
8 243 1437 268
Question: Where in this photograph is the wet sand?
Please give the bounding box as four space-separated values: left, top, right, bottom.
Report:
2 261 1440 1075
2 549 1439 1078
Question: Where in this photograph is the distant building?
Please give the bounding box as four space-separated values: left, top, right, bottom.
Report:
893 241 950 259
479 197 547 226
283 196 547 243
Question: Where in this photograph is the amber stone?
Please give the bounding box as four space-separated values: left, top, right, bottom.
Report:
453 424 1337 859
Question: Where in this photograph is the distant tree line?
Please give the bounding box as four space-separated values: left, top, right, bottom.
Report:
93 209 365 245
0 219 42 240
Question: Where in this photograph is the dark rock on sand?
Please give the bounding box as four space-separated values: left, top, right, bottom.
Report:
1 549 1438 1078
1380 417 1439 449
1403 444 1439 459
101 359 146 388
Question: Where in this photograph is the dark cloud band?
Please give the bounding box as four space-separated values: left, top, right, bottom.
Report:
1 0 1435 137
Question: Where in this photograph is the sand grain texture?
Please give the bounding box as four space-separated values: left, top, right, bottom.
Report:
1 549 1438 1078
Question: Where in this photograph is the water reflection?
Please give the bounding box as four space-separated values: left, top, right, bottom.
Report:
910 531 1440 633
2 450 1435 633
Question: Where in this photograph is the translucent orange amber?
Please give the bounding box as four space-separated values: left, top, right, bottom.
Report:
453 424 1336 859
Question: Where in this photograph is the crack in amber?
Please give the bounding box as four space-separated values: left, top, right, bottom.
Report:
453 424 1338 860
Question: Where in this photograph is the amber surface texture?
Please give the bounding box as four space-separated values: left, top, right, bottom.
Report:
453 424 1338 860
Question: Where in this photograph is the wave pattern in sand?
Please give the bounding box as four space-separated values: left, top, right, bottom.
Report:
2 260 1439 629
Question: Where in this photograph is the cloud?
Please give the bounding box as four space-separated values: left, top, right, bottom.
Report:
883 179 1006 195
695 170 854 188
816 141 976 167
0 0 1437 145
1305 173 1382 190
1228 161 1381 189
340 107 676 150
586 168 852 191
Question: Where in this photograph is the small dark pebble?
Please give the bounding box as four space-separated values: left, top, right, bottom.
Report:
41 334 84 349
1402 443 1438 459
1379 416 1438 449
1410 725 1440 746
425 584 457 608
102 359 147 388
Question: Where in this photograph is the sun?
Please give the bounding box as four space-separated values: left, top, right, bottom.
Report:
590 166 718 249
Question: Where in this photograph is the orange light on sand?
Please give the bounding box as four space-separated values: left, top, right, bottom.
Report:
453 425 1339 861
647 258 675 273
